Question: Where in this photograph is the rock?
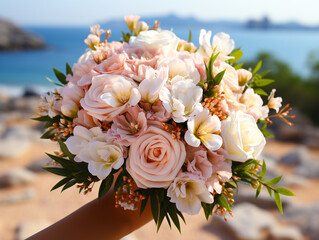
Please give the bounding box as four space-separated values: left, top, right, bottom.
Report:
281 202 319 240
27 158 51 172
0 127 40 158
16 220 51 240
280 146 309 166
210 203 277 240
295 158 319 178
0 19 45 51
269 225 303 240
0 188 35 205
0 168 36 187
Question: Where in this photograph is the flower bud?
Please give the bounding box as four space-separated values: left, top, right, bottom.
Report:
124 15 140 32
135 21 149 35
237 69 252 86
251 179 259 189
61 99 79 118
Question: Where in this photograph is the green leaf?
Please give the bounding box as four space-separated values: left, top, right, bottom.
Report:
233 159 258 171
40 129 56 139
43 167 70 177
176 209 186 224
275 188 295 196
252 61 262 75
62 179 78 192
140 196 149 216
66 62 73 76
234 63 244 70
266 186 273 198
254 88 268 96
32 116 52 122
215 194 231 211
57 139 75 161
255 183 262 199
98 174 114 199
228 49 243 63
265 176 282 186
168 205 181 233
260 159 267 178
113 170 124 194
53 68 67 85
274 192 283 214
165 215 172 229
261 129 275 138
225 181 237 189
46 153 74 169
157 208 166 232
150 194 159 224
214 69 226 86
51 177 72 191
253 79 275 87
121 32 131 43
188 29 192 42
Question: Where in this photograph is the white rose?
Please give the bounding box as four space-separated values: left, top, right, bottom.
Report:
159 79 203 123
129 30 179 56
221 111 266 162
65 126 124 179
167 172 214 215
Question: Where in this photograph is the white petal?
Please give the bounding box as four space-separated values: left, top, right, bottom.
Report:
201 134 223 151
185 130 201 147
128 88 141 106
100 92 118 107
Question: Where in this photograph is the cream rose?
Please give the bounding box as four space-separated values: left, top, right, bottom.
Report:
129 30 179 56
221 111 266 162
126 124 186 188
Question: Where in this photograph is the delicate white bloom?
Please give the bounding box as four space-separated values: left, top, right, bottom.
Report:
185 108 223 151
65 126 124 179
61 99 79 118
124 15 140 32
237 69 252 86
157 54 201 85
268 89 282 113
39 92 60 118
84 34 100 49
135 21 149 35
198 29 234 61
221 111 266 162
138 67 168 103
159 79 203 122
100 77 141 108
214 62 240 92
167 172 214 215
240 88 269 120
90 24 106 36
129 30 179 56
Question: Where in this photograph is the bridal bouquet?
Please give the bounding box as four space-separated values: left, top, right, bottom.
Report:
34 15 295 232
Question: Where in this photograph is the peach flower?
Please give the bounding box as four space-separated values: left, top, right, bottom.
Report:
74 109 100 129
107 106 147 146
126 124 186 188
139 100 172 122
187 148 213 180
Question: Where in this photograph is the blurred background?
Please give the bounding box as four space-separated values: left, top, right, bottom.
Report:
0 0 319 239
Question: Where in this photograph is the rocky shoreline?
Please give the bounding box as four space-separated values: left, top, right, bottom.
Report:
0 19 45 51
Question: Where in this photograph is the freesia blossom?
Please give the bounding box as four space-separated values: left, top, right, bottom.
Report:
138 67 168 103
199 29 234 61
124 15 140 32
135 21 149 35
214 61 241 92
167 172 214 215
107 106 147 146
61 82 84 104
89 24 106 36
80 74 139 121
268 89 282 113
84 34 100 49
126 124 186 188
185 108 223 151
239 88 269 120
38 92 61 118
221 111 266 162
157 53 201 85
237 69 252 86
66 126 124 179
159 79 203 122
61 99 79 118
129 30 179 56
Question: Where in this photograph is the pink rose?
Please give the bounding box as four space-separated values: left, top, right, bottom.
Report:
95 54 126 75
107 106 147 146
126 124 186 188
80 74 138 121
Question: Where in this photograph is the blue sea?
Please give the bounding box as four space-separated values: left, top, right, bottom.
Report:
1 26 319 96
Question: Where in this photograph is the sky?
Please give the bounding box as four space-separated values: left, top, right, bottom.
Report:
1 0 319 27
